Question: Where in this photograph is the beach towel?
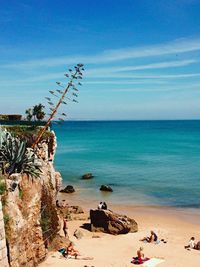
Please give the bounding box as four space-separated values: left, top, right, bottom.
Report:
141 258 164 267
142 240 160 245
58 248 66 255
131 257 149 265
67 256 94 260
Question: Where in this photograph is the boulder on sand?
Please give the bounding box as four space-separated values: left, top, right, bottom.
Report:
60 185 75 193
90 209 138 235
100 185 113 192
82 173 94 179
74 229 84 239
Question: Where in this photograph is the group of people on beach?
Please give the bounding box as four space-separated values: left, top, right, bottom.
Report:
97 201 107 210
133 231 200 264
132 230 164 264
59 201 108 259
58 201 200 265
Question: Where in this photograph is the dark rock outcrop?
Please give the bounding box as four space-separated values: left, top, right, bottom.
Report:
82 173 93 179
60 185 75 193
100 185 113 192
90 209 138 235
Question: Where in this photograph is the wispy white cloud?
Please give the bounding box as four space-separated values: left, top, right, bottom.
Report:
2 37 200 69
1 72 200 87
87 73 200 79
108 83 200 92
0 78 155 87
101 38 200 62
84 80 167 85
86 59 197 75
0 72 63 86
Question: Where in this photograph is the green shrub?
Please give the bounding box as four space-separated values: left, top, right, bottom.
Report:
40 216 51 233
0 175 6 195
3 213 12 240
3 214 10 225
2 126 52 147
19 188 23 199
0 182 6 195
0 130 41 177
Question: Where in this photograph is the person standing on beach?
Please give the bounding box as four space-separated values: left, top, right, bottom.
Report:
63 218 68 237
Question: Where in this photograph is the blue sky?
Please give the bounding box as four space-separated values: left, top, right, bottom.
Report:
0 0 200 120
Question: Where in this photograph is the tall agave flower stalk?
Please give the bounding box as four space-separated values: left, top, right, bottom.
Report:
32 63 84 149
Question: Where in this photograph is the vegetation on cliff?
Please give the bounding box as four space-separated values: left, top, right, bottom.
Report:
25 103 46 121
0 130 41 177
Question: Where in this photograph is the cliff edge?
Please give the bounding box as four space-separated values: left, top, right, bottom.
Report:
0 133 63 267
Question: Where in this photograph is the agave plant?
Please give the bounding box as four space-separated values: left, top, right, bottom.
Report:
0 130 41 177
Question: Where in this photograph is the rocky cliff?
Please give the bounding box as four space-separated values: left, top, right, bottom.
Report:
0 133 63 267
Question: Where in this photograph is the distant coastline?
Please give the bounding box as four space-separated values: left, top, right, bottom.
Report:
55 119 200 122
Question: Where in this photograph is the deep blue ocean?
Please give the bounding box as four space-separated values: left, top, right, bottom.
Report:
53 120 200 208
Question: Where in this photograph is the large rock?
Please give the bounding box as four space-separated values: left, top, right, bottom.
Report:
100 185 113 192
82 173 93 179
90 209 138 235
60 185 75 193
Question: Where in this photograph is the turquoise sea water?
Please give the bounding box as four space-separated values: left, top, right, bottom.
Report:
53 120 200 208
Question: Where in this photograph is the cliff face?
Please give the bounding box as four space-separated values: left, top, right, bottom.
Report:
1 134 62 267
0 198 9 267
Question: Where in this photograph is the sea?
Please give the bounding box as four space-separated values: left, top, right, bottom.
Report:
53 120 200 209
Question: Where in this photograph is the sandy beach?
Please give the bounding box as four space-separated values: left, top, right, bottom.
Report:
39 200 200 267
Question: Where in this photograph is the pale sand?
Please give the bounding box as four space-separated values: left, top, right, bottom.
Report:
39 201 200 267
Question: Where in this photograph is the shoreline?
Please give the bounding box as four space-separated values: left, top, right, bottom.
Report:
58 192 200 226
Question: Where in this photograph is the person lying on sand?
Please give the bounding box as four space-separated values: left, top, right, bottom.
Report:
131 247 150 264
66 242 80 259
184 237 196 250
58 242 80 259
58 242 94 260
140 230 158 243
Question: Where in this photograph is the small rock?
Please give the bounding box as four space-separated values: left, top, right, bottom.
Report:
60 185 75 193
100 185 113 192
74 229 84 239
92 235 100 238
68 205 84 214
82 173 93 179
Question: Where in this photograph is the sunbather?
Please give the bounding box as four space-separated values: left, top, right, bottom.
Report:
131 247 150 264
66 242 80 258
140 230 158 243
184 237 196 249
